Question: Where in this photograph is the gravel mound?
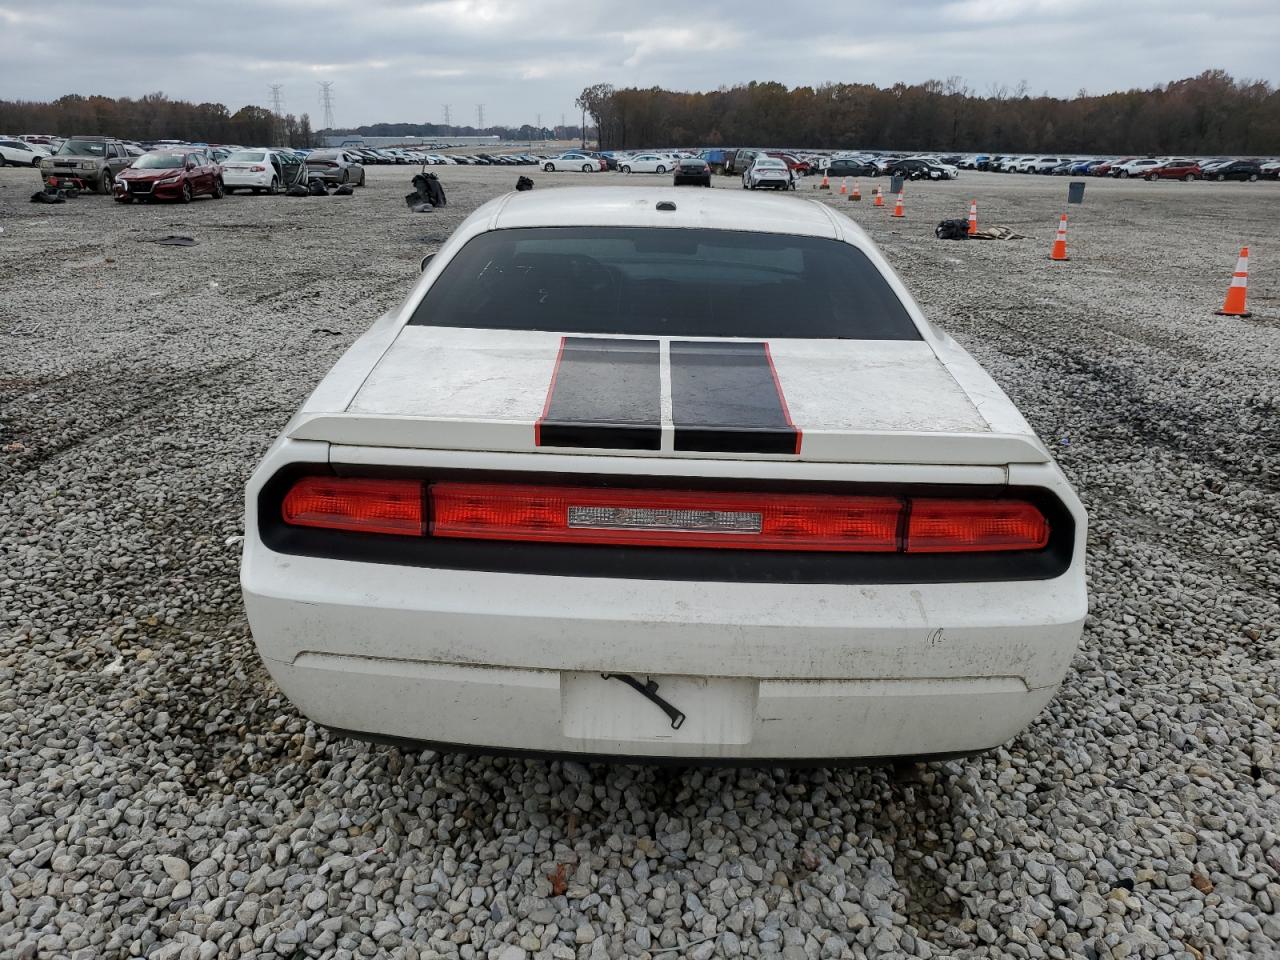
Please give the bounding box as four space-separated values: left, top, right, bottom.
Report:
1 165 1277 959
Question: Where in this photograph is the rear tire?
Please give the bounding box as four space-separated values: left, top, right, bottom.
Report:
1217 174 1225 182
656 165 666 174
341 169 350 184
1146 174 1158 181
266 177 278 195
1248 173 1258 182
582 164 592 172
358 170 366 186
544 162 555 172
212 178 224 198
1183 174 1194 182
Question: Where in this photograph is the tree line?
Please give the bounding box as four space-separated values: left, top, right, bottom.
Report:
576 72 1280 155
326 121 584 143
0 93 314 147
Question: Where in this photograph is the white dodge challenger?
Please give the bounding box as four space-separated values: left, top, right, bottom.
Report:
241 187 1087 762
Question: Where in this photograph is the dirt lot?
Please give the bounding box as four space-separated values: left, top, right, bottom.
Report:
1 163 1277 960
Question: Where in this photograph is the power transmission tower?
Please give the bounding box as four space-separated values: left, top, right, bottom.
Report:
268 84 285 146
318 82 336 131
442 104 451 127
476 104 485 130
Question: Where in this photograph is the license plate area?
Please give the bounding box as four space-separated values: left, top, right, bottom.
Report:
560 672 756 744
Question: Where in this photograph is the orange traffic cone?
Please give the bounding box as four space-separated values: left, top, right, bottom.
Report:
873 186 884 207
839 178 848 195
1215 247 1252 317
850 180 861 201
1049 214 1069 261
968 200 978 236
820 174 830 190
892 190 905 218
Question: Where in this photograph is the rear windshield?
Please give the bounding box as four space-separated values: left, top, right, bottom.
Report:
227 150 266 162
409 227 919 340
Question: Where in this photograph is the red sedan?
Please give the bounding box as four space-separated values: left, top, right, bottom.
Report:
115 150 224 203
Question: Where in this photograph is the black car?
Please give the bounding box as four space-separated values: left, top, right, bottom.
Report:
673 158 712 186
884 158 947 181
1209 160 1263 182
825 159 878 178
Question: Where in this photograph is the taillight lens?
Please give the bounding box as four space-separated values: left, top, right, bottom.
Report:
282 477 423 535
278 478 1050 553
430 483 901 552
906 499 1049 553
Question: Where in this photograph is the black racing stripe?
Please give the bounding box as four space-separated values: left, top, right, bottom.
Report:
670 341 799 454
537 337 661 450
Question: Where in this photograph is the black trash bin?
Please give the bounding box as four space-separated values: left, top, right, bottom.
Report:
1068 181 1086 205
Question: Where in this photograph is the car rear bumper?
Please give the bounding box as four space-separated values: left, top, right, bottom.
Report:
223 170 275 187
257 646 1062 762
244 536 1085 762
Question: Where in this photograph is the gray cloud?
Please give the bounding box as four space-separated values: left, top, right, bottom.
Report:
1 0 1276 127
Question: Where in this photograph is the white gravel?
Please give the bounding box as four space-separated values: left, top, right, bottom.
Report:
1 163 1277 960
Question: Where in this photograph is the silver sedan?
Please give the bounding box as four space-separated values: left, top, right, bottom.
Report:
304 149 366 186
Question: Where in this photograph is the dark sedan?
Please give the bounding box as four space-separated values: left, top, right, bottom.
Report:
825 159 879 178
673 158 712 186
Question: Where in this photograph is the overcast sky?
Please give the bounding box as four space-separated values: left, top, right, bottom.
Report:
2 0 1277 128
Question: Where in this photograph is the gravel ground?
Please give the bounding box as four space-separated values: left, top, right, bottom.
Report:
1 163 1277 960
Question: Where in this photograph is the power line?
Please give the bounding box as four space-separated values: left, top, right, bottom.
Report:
318 82 335 130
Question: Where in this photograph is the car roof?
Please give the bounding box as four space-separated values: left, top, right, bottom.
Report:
489 187 839 239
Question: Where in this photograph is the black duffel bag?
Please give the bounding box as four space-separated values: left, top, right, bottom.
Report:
935 218 969 240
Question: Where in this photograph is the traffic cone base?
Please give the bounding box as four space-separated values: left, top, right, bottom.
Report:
1049 214 1069 261
1215 246 1252 316
820 175 830 190
850 180 861 201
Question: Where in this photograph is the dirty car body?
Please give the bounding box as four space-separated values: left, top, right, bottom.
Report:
241 187 1088 762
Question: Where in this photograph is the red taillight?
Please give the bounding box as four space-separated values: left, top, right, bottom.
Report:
279 477 1050 553
906 499 1049 553
430 483 901 552
282 477 423 536
249 165 266 172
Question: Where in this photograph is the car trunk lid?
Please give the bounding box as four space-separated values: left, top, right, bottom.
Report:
288 326 1048 465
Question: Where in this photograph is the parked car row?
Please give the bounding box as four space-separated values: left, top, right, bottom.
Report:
974 154 1278 180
